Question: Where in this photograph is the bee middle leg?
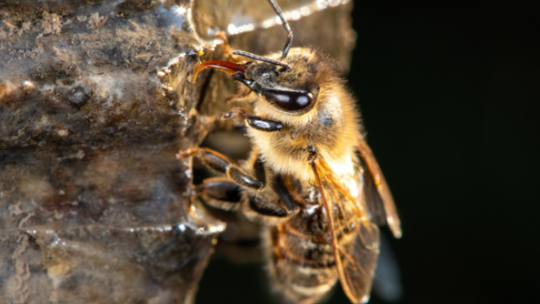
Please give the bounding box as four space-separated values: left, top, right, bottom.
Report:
195 176 297 222
178 147 266 190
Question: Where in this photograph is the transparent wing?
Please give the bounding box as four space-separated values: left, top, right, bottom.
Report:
338 221 380 303
361 155 387 226
357 138 402 239
309 158 381 304
373 233 403 302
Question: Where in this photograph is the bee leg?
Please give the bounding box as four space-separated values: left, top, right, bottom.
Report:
244 157 298 221
195 177 246 211
244 194 295 221
223 108 283 132
178 147 265 190
272 175 298 212
215 31 238 61
243 178 298 223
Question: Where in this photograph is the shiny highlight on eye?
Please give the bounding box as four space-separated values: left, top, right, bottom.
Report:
263 89 315 113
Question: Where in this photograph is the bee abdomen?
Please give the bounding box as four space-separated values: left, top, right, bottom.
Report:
268 225 339 304
276 261 337 303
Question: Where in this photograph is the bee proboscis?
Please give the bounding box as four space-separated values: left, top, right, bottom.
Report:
179 1 402 303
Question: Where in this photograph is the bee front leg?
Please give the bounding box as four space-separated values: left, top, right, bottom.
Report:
222 108 283 132
178 147 266 190
215 31 238 61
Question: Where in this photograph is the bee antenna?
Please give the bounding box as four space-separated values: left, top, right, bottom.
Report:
232 51 291 70
267 0 293 60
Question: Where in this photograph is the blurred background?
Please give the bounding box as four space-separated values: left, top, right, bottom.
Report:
198 1 540 304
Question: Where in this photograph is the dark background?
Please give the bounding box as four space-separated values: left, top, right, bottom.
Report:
198 1 540 304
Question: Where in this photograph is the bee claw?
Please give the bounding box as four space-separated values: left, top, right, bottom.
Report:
176 149 195 159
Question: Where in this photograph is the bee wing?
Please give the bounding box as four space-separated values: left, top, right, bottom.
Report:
309 159 381 304
338 221 380 304
357 138 402 239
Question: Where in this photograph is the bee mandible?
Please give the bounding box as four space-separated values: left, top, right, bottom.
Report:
179 0 402 303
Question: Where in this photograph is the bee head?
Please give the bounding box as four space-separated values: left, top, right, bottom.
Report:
194 51 323 115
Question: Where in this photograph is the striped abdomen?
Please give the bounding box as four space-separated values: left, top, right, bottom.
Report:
267 205 357 304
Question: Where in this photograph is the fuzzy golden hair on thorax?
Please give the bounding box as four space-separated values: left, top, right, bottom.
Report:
237 48 361 182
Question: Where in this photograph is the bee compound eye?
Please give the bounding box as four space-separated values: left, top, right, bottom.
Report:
262 89 315 113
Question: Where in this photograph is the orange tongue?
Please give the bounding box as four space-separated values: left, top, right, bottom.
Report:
193 60 246 82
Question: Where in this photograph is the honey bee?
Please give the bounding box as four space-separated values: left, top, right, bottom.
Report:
179 0 402 303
